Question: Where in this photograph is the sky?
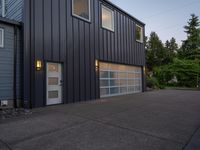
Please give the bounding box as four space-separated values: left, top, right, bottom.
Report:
110 0 200 46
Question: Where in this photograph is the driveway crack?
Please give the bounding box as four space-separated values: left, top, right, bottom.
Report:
72 113 184 146
0 139 13 150
182 124 200 150
10 119 89 146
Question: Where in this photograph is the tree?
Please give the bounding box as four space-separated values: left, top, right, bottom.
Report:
146 14 200 88
165 37 178 62
153 59 200 87
146 32 166 71
169 38 178 54
165 40 170 50
179 14 200 60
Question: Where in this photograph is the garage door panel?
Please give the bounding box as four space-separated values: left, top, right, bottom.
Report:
120 87 127 94
110 72 118 78
100 71 109 78
99 62 142 98
135 73 141 78
128 80 135 86
128 86 135 93
120 79 127 86
100 79 109 87
110 87 119 94
128 73 134 78
100 88 109 96
110 79 120 86
118 72 127 78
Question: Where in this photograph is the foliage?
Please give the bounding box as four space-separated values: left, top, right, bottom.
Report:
146 76 161 89
146 32 168 71
153 59 200 87
178 14 200 60
165 37 178 62
146 32 178 72
146 14 200 88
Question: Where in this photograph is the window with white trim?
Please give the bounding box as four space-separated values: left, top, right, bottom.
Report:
72 0 90 21
136 25 143 43
0 28 4 48
1 0 7 17
102 5 114 31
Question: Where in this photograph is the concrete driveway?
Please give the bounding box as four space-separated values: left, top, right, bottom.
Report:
0 90 200 150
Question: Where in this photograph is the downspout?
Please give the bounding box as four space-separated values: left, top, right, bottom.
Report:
13 25 17 108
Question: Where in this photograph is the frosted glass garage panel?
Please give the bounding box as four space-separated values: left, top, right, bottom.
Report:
99 62 142 98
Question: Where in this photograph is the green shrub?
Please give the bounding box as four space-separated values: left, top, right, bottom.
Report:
146 76 161 89
152 59 200 88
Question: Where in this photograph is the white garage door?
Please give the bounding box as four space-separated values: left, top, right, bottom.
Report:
99 62 142 98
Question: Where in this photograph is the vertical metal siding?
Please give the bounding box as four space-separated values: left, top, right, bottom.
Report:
24 0 145 108
59 0 67 103
34 0 44 107
23 0 30 108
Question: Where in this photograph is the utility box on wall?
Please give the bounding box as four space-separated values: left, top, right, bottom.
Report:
1 100 8 107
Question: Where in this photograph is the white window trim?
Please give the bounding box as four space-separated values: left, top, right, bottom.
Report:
136 24 143 43
101 5 115 32
2 0 6 17
72 0 91 22
0 28 4 48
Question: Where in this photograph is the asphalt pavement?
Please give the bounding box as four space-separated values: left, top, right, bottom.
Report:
0 90 200 150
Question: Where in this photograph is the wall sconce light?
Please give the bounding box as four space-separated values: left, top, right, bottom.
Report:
95 60 99 71
36 60 42 71
143 66 146 75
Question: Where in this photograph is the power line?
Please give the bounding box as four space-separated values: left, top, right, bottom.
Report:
155 24 183 32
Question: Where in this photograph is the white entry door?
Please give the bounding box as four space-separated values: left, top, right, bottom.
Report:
46 63 62 105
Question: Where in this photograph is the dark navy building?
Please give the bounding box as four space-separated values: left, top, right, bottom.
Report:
0 0 145 108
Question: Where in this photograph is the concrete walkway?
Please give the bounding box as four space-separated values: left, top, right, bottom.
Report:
0 90 200 150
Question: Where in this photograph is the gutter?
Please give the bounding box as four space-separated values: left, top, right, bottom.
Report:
102 0 146 26
0 17 21 26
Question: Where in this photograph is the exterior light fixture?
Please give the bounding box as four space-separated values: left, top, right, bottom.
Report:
143 66 146 74
36 60 42 71
95 60 99 71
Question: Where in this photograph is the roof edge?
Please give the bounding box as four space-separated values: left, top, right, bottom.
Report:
0 17 21 26
102 0 145 26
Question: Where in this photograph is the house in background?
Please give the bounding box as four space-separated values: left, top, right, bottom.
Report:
0 0 23 108
0 0 145 108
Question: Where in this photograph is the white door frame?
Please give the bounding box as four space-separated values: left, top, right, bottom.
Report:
46 62 63 105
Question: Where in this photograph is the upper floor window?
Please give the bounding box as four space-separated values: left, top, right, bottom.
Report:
102 5 114 31
0 28 4 48
72 0 90 21
136 25 143 43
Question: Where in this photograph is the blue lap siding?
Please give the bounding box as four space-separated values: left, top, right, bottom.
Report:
0 0 24 22
6 0 23 22
0 22 22 103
